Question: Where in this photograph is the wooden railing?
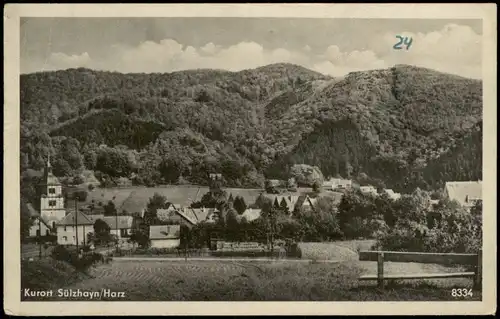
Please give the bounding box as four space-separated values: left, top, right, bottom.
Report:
358 250 482 289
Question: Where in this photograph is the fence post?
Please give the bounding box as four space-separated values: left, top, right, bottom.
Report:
474 249 482 290
377 252 385 289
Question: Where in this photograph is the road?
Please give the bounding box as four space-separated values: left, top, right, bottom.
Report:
112 256 341 263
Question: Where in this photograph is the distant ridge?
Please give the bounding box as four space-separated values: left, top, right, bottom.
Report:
20 63 482 201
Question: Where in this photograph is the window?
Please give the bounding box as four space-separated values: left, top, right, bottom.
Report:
46 230 50 236
49 188 56 194
64 226 67 231
120 229 129 238
36 230 40 236
63 236 67 242
48 200 57 207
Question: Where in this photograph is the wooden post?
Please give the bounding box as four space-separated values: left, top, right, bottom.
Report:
474 249 482 290
377 252 385 289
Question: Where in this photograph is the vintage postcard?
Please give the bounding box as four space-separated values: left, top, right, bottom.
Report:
4 3 497 316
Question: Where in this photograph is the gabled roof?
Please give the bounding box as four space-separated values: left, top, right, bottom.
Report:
88 214 105 222
103 216 133 229
191 207 218 223
31 216 53 229
158 206 220 225
24 202 54 229
302 195 317 207
57 211 95 226
267 194 300 212
24 202 39 217
149 225 180 240
445 181 482 206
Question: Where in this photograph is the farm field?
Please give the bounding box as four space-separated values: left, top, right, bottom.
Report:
23 259 480 301
73 186 266 214
68 185 337 215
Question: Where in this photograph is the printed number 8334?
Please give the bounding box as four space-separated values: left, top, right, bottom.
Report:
451 288 473 298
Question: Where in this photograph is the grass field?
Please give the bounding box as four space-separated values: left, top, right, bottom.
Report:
72 185 339 215
77 186 265 214
22 258 480 301
299 240 376 261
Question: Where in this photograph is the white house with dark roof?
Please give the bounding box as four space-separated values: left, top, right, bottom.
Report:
149 225 181 249
444 181 482 209
56 211 97 246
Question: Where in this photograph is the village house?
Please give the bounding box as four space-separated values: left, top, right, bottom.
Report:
103 215 134 240
443 181 482 209
268 194 299 213
382 188 401 201
360 185 378 196
157 205 220 228
149 224 181 249
56 211 97 246
323 178 353 191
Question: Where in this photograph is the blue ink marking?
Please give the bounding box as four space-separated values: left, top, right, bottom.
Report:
393 35 413 50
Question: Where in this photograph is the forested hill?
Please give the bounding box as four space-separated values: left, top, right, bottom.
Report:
20 63 482 196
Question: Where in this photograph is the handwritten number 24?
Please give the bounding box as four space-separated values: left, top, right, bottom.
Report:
393 36 413 50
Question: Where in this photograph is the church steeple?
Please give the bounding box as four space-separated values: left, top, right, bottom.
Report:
43 154 60 186
46 154 52 172
40 153 66 224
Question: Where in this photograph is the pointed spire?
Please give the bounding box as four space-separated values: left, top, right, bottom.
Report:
47 153 52 167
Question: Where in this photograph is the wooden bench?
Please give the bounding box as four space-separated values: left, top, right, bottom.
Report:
358 250 482 289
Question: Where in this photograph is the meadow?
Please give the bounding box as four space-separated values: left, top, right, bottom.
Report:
22 257 480 301
74 185 266 214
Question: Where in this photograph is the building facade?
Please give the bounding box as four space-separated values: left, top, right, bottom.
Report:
149 225 181 249
56 211 95 246
39 158 66 229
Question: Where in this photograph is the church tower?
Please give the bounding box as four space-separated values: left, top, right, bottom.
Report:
40 156 66 228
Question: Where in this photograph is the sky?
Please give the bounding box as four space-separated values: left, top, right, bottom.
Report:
20 18 483 79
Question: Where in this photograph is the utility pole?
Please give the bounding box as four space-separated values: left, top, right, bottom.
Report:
75 195 79 256
115 208 119 252
38 216 42 259
270 211 275 258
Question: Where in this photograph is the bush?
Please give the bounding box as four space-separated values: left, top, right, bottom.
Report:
51 245 78 264
287 242 302 259
73 175 85 185
51 245 104 271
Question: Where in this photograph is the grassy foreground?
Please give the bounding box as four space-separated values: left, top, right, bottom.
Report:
22 259 481 301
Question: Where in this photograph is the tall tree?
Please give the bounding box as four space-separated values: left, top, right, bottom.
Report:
233 196 247 215
103 200 117 217
143 193 168 225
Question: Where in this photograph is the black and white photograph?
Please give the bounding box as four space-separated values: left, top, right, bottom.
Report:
4 3 497 316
